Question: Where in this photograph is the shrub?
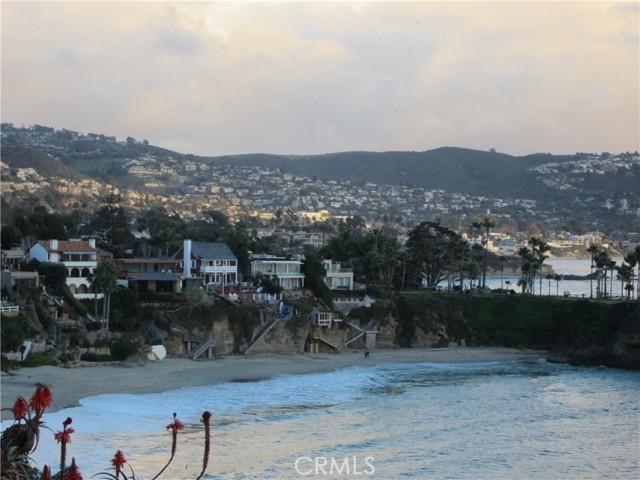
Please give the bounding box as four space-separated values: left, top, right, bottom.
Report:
80 352 113 362
110 339 137 361
21 352 58 367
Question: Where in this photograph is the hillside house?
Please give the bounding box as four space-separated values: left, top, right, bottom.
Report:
250 254 305 290
115 257 181 280
175 239 238 288
129 272 183 294
1 247 40 298
322 259 354 290
28 239 102 299
114 257 182 294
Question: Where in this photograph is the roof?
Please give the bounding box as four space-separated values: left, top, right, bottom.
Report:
190 242 236 261
251 256 302 264
117 258 180 264
129 272 181 282
37 240 99 253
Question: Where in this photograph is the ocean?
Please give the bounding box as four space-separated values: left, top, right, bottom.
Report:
481 257 628 299
8 359 639 479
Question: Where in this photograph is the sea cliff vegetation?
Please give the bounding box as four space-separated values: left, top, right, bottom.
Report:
388 292 640 370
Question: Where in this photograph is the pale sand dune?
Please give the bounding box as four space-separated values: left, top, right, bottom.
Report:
1 347 547 421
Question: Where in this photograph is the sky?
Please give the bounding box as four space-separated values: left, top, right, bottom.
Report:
2 1 638 157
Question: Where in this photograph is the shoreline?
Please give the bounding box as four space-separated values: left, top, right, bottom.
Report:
1 347 547 422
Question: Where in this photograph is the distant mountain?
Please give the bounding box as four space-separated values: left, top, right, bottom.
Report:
2 122 635 207
203 148 575 198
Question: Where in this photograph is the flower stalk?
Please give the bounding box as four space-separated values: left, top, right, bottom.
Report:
195 411 212 480
54 416 74 474
151 412 184 480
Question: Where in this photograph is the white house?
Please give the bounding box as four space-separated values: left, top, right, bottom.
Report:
322 259 354 290
250 254 305 290
28 239 101 299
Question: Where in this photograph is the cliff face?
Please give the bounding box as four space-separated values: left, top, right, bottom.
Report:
166 295 639 370
391 293 640 370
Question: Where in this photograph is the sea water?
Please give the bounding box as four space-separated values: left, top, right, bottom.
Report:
5 359 638 479
481 257 628 298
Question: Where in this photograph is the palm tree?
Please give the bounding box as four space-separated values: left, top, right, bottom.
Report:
93 260 118 331
553 273 563 296
518 246 534 294
617 263 633 299
546 273 554 296
586 244 601 299
498 255 507 292
528 237 550 296
607 257 617 299
593 250 612 299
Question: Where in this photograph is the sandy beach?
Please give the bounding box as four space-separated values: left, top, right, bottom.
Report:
1 347 547 422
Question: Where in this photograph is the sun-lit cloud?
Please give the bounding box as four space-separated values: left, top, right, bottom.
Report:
2 1 638 156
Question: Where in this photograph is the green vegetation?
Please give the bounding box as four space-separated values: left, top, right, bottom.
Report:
69 157 114 174
110 338 138 361
20 352 58 367
393 291 640 368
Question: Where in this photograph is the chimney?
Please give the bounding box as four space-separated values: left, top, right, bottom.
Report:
88 239 96 248
183 239 192 278
50 239 59 250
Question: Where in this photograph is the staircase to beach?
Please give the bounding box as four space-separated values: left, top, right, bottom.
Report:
191 334 214 360
311 330 339 351
343 321 366 347
243 315 282 355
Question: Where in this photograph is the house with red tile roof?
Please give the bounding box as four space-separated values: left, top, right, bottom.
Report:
28 239 103 299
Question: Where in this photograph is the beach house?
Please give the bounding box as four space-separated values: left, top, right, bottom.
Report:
174 239 238 289
28 239 103 299
250 254 305 290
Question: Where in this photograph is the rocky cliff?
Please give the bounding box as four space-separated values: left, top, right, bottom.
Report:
163 295 639 370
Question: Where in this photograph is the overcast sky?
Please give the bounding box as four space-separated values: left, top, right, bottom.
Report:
2 1 638 157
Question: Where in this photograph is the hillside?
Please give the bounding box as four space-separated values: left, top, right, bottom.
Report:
2 122 577 199
2 123 637 237
1 146 87 181
204 148 575 198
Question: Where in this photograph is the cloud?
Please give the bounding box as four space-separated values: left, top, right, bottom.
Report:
1 1 638 156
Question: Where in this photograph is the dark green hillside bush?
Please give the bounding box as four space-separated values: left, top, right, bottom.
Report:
1 314 38 352
395 292 640 355
21 352 58 367
110 338 137 361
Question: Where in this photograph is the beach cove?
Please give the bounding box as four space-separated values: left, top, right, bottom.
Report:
3 347 638 479
1 347 546 421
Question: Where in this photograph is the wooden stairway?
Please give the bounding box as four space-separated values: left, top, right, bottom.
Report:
243 316 282 355
191 334 214 360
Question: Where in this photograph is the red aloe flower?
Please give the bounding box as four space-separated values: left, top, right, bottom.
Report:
165 412 185 433
54 427 75 444
65 458 83 480
56 417 74 473
41 465 51 480
111 449 127 471
55 417 74 444
29 386 52 418
11 396 28 420
152 413 183 480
